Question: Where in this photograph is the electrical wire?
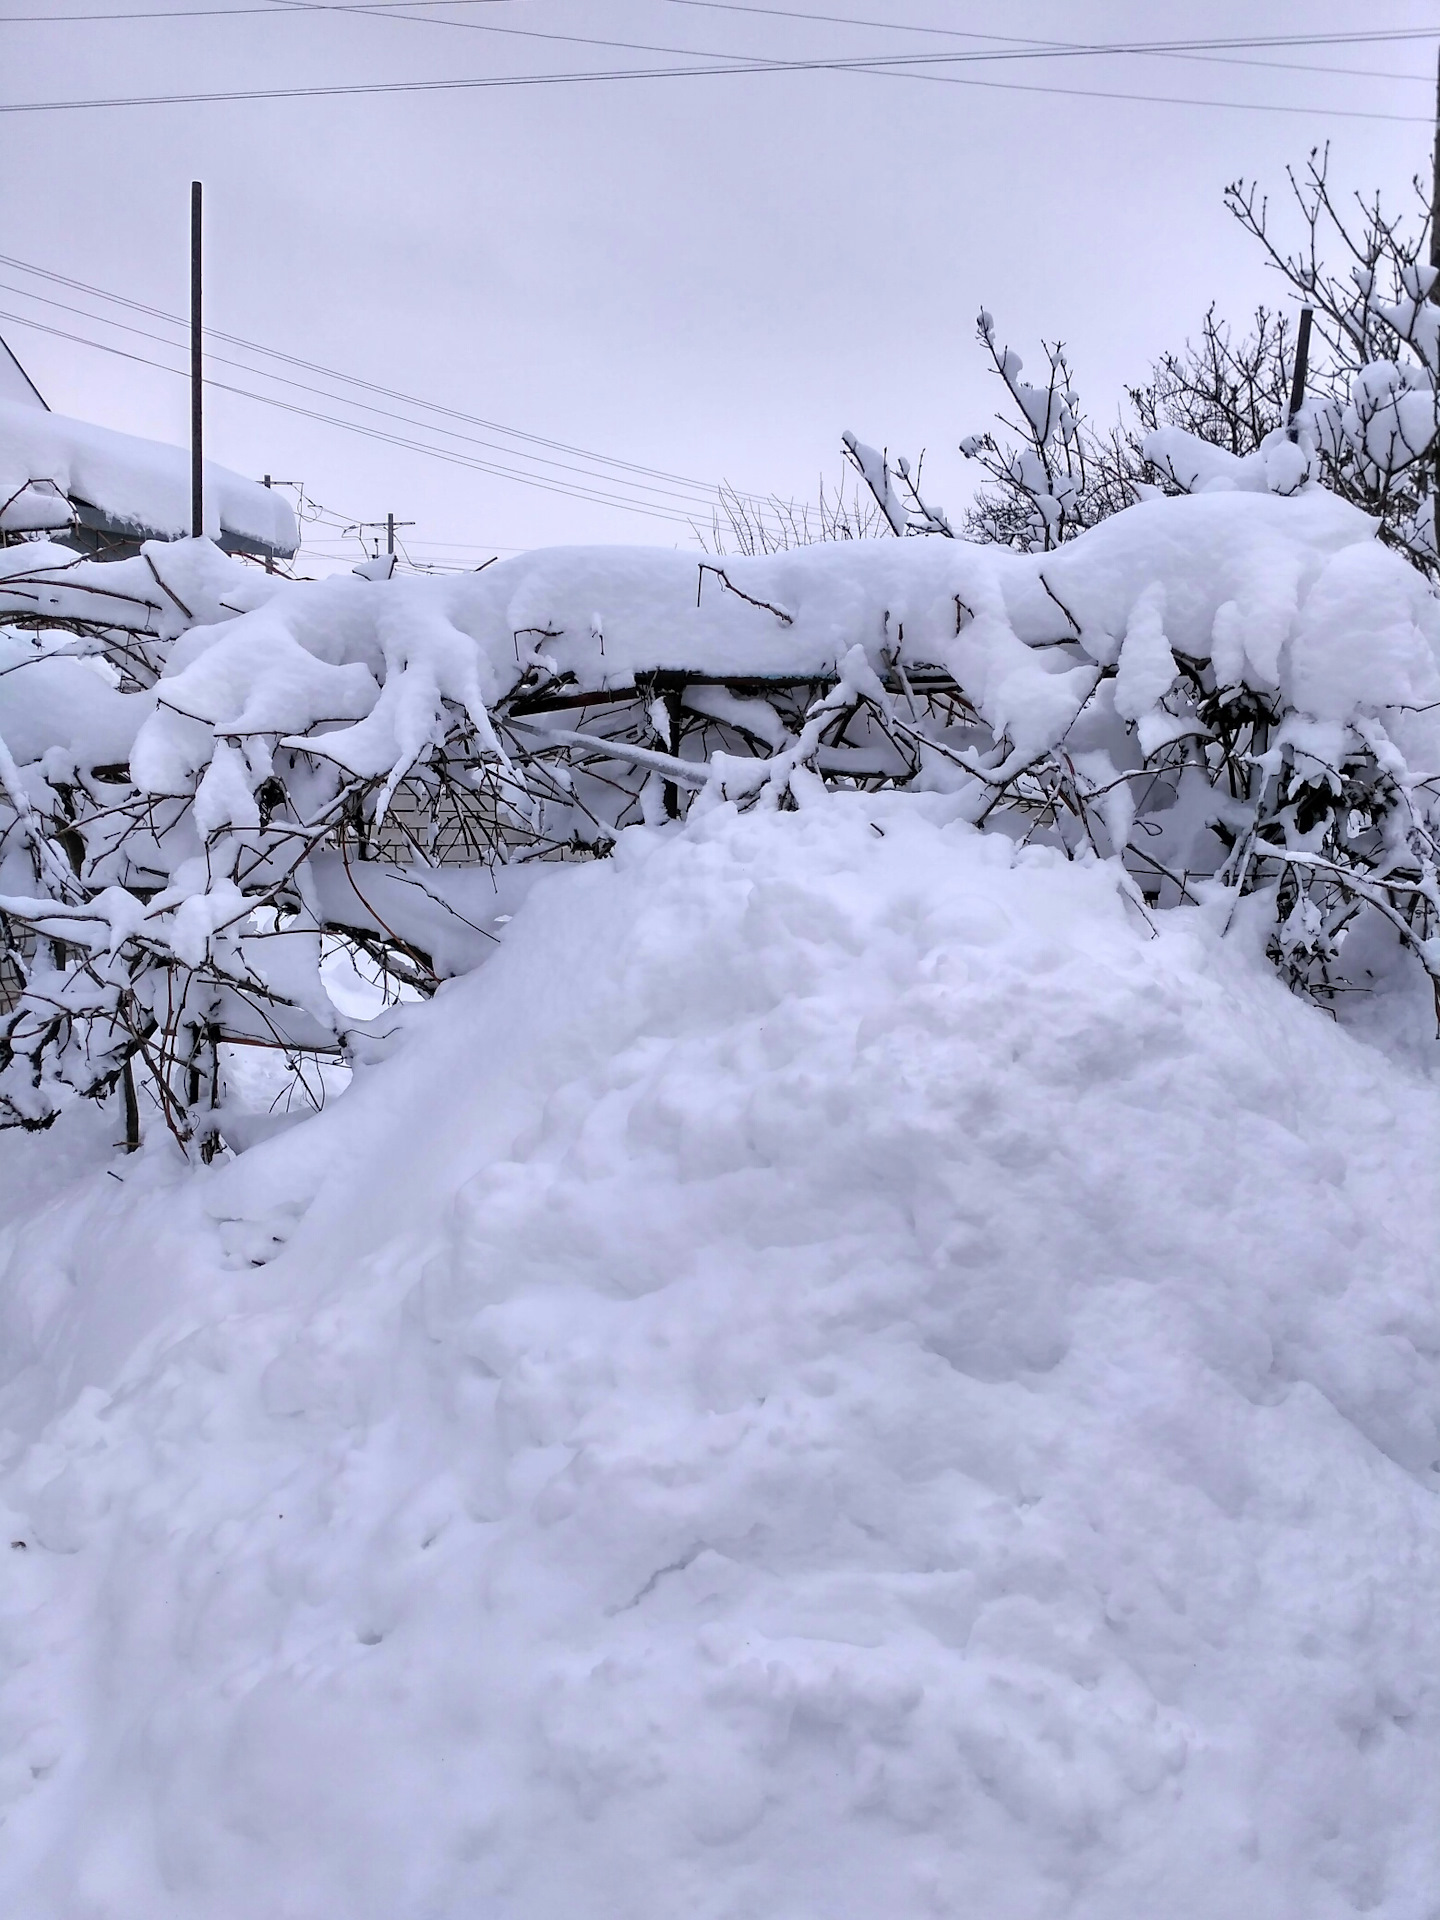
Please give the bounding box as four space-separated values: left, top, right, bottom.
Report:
9 0 1434 70
0 278 745 514
0 0 508 18
235 2 1440 101
0 28 1433 117
660 2 1436 86
0 307 721 526
163 0 1440 89
6 0 1433 115
0 249 775 507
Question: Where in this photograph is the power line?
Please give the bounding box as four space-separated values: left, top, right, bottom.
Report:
8 0 1435 111
0 278 742 513
214 3 1440 100
3 0 1428 100
0 250 771 505
0 0 507 18
0 31 1433 118
0 307 719 526
10 0 1434 69
94 0 1440 91
664 1 1408 55
661 2 1435 86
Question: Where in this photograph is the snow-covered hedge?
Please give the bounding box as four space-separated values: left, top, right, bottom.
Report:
3 481 1439 1143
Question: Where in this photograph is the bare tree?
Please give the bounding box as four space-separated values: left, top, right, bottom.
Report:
1224 147 1440 573
1128 305 1294 458
842 149 1440 575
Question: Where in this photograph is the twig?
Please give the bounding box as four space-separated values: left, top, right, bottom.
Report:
142 553 195 621
696 564 793 626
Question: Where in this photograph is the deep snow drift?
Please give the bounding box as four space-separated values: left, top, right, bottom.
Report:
2 795 1439 1918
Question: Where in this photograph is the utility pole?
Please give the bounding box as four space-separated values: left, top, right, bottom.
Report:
190 180 204 540
347 515 414 564
1431 46 1440 559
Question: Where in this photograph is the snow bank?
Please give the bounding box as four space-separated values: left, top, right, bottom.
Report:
0 397 297 551
1 796 1437 1917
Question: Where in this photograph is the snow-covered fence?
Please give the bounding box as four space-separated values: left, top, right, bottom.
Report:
4 476 1440 1145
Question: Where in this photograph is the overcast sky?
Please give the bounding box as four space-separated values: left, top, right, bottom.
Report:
2 0 1435 571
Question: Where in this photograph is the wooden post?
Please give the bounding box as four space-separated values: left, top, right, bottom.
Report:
190 180 204 540
122 1056 140 1153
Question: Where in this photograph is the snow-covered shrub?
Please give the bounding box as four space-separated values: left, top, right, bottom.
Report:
4 483 1440 1147
1220 151 1440 575
847 151 1440 568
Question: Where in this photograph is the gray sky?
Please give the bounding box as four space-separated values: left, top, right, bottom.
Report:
2 0 1435 570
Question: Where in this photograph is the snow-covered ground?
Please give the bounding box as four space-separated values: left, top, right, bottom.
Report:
1 792 1438 1917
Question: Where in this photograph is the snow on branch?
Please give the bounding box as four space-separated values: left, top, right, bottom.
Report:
841 434 953 539
5 488 1440 1147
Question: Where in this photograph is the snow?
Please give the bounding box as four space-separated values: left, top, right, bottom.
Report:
1143 424 1315 500
2 794 1440 1917
0 398 297 552
0 630 136 770
7 486 1440 1130
8 487 1418 801
5 482 1440 1904
0 533 281 641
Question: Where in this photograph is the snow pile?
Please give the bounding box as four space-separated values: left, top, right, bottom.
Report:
1 795 1438 1917
0 397 297 551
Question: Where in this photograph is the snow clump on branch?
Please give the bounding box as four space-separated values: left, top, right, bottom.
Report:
2 482 1439 1148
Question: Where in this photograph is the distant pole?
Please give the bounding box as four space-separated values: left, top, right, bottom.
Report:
263 474 273 574
1431 48 1440 559
190 180 204 540
348 516 412 564
1286 306 1313 442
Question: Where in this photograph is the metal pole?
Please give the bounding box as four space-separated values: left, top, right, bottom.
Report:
386 511 395 556
1285 305 1314 442
1431 46 1440 560
263 474 273 574
190 180 204 539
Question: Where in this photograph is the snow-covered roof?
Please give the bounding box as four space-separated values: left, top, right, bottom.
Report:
0 386 297 559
